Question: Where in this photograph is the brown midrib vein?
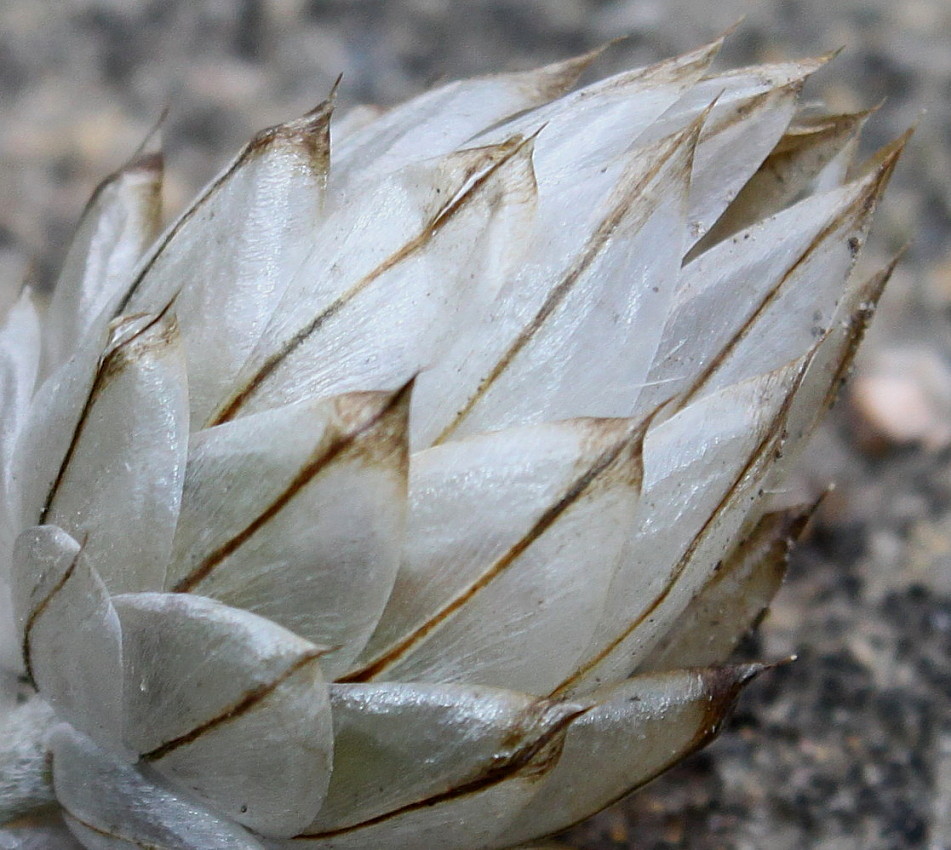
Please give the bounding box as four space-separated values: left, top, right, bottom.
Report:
21 549 81 684
819 260 895 413
207 136 528 428
550 364 804 697
673 160 890 417
534 670 760 841
111 101 334 319
113 174 231 318
431 129 684 448
294 704 589 839
37 308 170 526
142 648 322 762
341 432 633 684
172 387 405 593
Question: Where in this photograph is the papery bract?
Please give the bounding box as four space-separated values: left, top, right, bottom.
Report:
0 37 902 850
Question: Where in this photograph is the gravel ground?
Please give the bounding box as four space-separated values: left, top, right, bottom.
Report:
0 2 949 848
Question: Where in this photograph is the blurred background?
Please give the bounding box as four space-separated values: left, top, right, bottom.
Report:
0 1 948 847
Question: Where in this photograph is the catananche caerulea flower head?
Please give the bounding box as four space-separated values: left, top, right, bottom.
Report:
0 37 902 850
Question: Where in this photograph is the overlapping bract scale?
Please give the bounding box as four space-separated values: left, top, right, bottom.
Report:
10 527 123 752
113 592 332 837
167 386 409 677
409 122 693 447
0 36 904 850
0 290 41 674
43 152 163 378
207 136 539 427
50 725 265 850
555 360 807 697
329 49 604 185
121 103 334 429
351 416 645 693
278 666 759 850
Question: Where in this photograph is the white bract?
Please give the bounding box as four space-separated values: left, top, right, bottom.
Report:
0 38 902 850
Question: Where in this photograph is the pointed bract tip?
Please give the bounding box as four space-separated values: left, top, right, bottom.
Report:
672 29 731 67
129 104 170 161
698 661 769 697
864 126 913 174
692 91 723 136
531 42 614 97
390 373 418 409
124 150 164 176
892 242 912 266
856 128 911 202
693 662 771 742
781 493 826 543
788 105 873 139
852 248 907 311
652 34 725 81
525 121 549 145
859 253 902 313
736 659 772 682
281 96 337 139
243 96 335 176
825 45 847 63
785 47 845 82
77 137 165 224
806 485 832 520
719 16 745 40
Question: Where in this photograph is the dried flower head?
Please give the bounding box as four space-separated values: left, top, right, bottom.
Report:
0 38 903 850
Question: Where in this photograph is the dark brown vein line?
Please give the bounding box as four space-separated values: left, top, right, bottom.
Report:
172 383 409 593
112 99 335 318
21 548 81 685
142 648 322 762
37 307 171 526
550 362 806 697
673 141 902 417
207 135 529 428
819 254 899 414
538 666 765 841
341 428 637 684
294 704 589 839
431 124 691 448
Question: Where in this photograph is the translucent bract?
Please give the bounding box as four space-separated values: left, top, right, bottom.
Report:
0 38 902 850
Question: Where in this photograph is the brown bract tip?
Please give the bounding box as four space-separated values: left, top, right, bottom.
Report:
124 150 164 176
672 664 769 758
778 490 828 545
332 380 412 472
634 36 723 89
818 45 847 66
100 312 178 383
696 661 770 738
526 43 614 100
77 146 164 224
782 106 873 149
717 17 745 41
246 95 335 176
859 128 912 198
